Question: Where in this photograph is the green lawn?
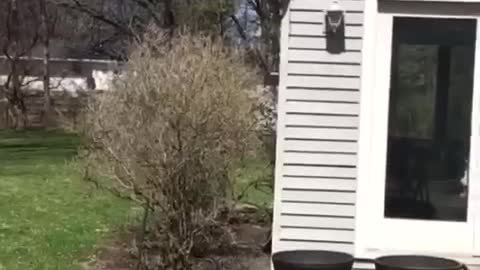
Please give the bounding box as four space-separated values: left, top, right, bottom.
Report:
0 130 272 270
0 130 134 270
234 157 273 208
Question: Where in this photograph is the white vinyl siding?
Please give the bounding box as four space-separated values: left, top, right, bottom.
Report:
290 0 364 11
282 176 357 190
273 0 364 256
289 50 362 63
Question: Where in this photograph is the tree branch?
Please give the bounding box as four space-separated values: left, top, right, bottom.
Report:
230 15 269 73
55 0 135 37
130 0 163 27
247 0 265 20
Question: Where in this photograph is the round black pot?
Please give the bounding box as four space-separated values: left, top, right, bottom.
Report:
375 255 464 270
272 250 354 270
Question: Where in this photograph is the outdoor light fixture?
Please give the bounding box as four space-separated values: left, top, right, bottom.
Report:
325 0 345 53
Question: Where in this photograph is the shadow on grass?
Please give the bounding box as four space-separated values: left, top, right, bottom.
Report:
0 129 80 164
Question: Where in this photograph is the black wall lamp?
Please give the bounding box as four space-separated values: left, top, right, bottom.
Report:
325 1 346 53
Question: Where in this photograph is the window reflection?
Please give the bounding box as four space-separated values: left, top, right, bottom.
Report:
384 18 476 221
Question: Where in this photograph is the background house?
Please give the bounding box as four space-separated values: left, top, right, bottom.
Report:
0 57 120 128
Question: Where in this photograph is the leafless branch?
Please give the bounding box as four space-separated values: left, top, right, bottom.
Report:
55 0 135 37
130 0 163 26
230 15 269 73
247 0 265 20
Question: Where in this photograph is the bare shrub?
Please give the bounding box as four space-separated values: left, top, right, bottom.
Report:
81 32 260 270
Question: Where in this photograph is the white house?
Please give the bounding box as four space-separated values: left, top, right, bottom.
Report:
0 57 120 92
272 0 480 268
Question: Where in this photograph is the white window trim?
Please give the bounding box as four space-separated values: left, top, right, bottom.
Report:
356 0 480 259
355 0 379 258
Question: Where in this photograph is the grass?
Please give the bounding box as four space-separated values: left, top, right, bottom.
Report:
0 129 273 270
234 156 273 208
0 130 134 270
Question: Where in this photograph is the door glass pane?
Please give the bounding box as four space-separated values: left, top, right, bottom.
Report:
385 17 476 221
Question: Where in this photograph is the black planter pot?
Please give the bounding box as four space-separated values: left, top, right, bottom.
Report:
375 255 464 270
272 250 354 270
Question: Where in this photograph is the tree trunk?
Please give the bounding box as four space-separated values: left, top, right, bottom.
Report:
40 0 51 127
10 0 27 129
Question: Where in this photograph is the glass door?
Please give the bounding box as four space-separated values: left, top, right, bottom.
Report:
367 15 480 255
385 17 475 223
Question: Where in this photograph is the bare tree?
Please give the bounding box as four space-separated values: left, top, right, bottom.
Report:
40 0 52 126
230 0 290 75
0 0 42 128
50 0 290 71
51 0 235 59
0 0 59 129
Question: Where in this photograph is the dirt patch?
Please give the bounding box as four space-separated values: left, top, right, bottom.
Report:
81 215 272 270
80 229 137 270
